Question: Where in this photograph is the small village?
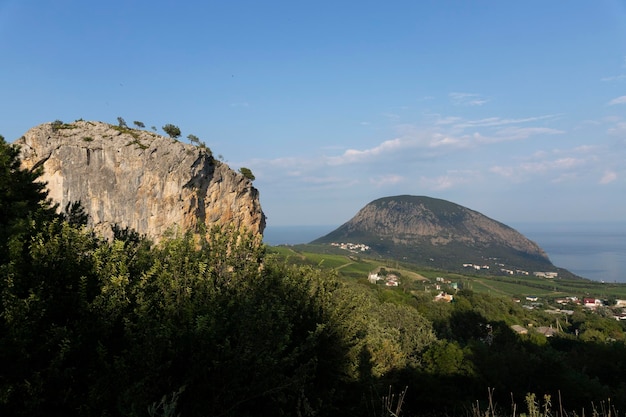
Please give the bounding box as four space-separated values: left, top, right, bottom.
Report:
329 241 370 252
462 262 558 279
367 266 626 337
333 242 626 333
366 267 626 333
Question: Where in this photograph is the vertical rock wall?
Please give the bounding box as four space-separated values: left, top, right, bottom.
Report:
16 121 265 240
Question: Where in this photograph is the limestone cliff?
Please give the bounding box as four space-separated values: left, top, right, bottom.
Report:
16 121 265 240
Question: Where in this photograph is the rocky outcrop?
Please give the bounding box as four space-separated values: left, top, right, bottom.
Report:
16 121 265 240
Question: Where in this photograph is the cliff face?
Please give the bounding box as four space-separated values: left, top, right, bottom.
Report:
16 121 265 240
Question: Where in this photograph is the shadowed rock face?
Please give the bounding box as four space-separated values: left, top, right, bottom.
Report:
313 195 552 269
16 121 265 240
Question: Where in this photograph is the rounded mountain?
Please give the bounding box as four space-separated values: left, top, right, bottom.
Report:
312 195 554 272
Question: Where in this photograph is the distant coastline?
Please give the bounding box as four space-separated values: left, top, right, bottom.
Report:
264 222 626 284
514 222 626 284
263 225 338 246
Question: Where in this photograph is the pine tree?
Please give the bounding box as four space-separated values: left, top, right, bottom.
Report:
0 135 56 263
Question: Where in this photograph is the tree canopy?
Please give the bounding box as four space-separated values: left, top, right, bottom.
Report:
239 167 255 181
0 135 56 263
162 124 181 139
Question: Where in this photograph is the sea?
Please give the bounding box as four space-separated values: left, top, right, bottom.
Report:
263 222 626 284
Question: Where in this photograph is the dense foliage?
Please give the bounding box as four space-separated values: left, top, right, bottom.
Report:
1 137 626 416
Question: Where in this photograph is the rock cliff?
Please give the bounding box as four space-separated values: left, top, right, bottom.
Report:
16 121 265 240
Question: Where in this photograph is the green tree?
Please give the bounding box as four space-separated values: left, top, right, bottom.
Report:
187 134 200 145
117 117 128 128
99 229 370 416
133 120 145 128
422 340 470 375
51 120 64 132
239 167 255 181
0 136 56 264
162 124 181 138
61 201 89 227
0 219 104 415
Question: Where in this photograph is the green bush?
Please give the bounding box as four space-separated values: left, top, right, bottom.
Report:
239 167 255 181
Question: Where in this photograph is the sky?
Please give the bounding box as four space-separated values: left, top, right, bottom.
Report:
1 0 626 228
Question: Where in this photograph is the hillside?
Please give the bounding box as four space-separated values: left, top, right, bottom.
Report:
3 133 626 417
312 195 556 273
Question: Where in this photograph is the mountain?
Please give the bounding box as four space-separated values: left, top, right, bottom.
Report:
312 195 555 272
15 120 265 240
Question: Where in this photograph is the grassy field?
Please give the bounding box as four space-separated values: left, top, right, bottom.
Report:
268 244 626 300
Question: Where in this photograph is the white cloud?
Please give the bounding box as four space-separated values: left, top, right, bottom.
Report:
489 165 516 178
249 105 616 209
423 176 456 190
290 175 361 191
600 170 617 184
520 157 584 174
571 145 597 153
551 172 579 184
325 112 563 166
265 156 306 169
429 133 470 148
488 127 564 142
608 122 626 136
369 174 404 187
490 144 605 185
382 112 401 120
452 114 558 129
601 74 626 82
326 137 405 165
434 116 464 126
326 129 475 166
418 171 478 190
608 96 626 105
449 92 489 106
600 57 626 81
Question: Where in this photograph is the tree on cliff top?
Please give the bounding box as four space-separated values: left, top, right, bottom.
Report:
162 124 181 139
239 167 255 181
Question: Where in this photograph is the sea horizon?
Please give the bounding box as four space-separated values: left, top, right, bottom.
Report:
263 221 626 284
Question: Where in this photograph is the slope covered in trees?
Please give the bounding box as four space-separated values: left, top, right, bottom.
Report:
2 136 626 416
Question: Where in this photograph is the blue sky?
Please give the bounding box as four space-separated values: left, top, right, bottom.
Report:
1 0 626 227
